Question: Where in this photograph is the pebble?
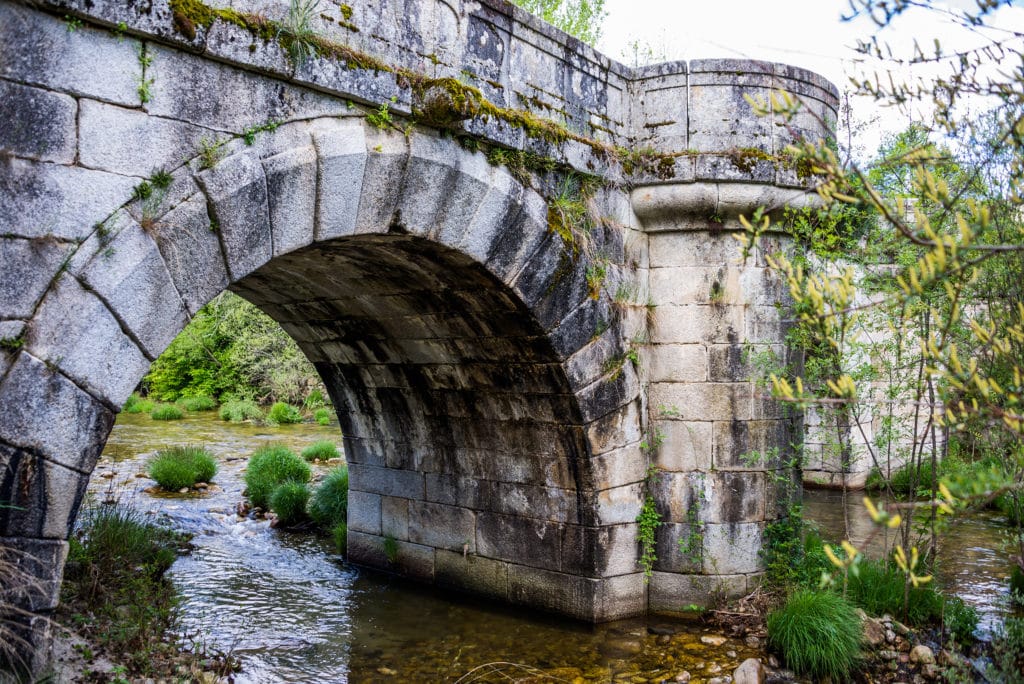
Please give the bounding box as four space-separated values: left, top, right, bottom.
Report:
726 650 737 658
178 487 188 494
733 658 764 684
657 635 671 645
100 472 115 479
706 662 722 674
195 482 209 489
701 635 728 646
376 666 397 676
674 672 691 683
135 472 148 478
879 650 899 661
707 677 732 684
744 636 760 648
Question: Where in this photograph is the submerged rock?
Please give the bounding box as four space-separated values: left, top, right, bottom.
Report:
700 634 728 646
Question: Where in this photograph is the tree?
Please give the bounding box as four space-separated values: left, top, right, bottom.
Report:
509 0 606 45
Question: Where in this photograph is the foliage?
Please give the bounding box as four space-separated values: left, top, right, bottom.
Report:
309 466 349 529
123 393 154 414
145 291 325 406
268 401 302 425
178 395 217 411
220 398 263 423
845 559 944 626
766 589 862 682
269 481 310 527
148 446 218 491
636 493 660 580
244 444 310 509
762 509 831 589
332 522 348 554
150 403 184 421
301 440 340 462
988 616 1024 682
277 0 320 65
383 534 399 564
314 407 332 425
943 596 978 645
509 0 606 45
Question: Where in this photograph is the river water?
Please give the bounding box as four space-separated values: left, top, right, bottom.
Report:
90 412 1016 682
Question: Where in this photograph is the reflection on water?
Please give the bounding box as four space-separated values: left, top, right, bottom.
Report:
804 488 1015 635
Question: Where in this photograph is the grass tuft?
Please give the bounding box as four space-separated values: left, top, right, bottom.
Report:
767 589 862 682
314 407 332 425
123 393 155 414
151 403 184 421
269 481 310 527
178 395 217 411
268 401 302 425
148 446 218 491
301 440 340 462
846 559 943 626
332 522 347 554
309 466 348 529
219 399 263 422
244 444 310 509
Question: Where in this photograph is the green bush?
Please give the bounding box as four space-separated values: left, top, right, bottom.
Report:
309 466 348 529
846 559 944 625
944 596 978 644
303 389 326 409
244 444 310 509
762 510 832 589
148 446 218 491
269 481 310 526
767 589 862 682
314 408 332 425
123 393 154 414
268 401 302 425
151 403 184 421
865 452 968 497
301 440 340 462
178 395 217 411
219 399 263 422
332 522 347 554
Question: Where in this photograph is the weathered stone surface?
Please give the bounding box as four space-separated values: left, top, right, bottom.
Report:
0 445 89 539
312 119 367 240
702 522 763 574
508 565 599 620
409 500 477 553
0 237 75 320
477 512 562 572
650 382 752 422
380 496 410 540
733 658 765 684
0 537 69 612
649 344 708 383
347 490 382 535
263 146 317 256
149 193 228 314
0 80 76 164
435 549 509 600
349 464 425 499
648 572 747 612
656 420 713 472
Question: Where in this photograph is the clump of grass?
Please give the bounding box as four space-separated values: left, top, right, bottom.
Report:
383 534 399 564
767 589 862 682
301 440 340 462
309 466 348 529
945 596 978 644
219 399 263 422
178 395 217 411
269 481 310 526
314 407 332 425
332 522 347 554
845 559 943 625
268 401 302 425
244 444 310 509
123 393 155 414
148 446 218 491
151 403 184 421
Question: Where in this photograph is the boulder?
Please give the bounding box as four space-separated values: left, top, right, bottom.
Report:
733 658 765 684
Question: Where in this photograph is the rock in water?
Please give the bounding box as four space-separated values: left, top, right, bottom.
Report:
733 658 765 684
700 634 728 646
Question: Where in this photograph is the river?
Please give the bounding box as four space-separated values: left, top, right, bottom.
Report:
88 411 1015 682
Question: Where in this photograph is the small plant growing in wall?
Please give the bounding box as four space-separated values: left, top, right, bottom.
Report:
636 463 663 581
367 97 397 130
383 534 399 564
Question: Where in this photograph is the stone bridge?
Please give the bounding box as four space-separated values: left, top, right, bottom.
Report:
0 0 837 653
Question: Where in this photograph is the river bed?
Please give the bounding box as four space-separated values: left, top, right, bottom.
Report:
89 411 1016 682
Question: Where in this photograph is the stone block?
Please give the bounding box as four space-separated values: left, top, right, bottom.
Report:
648 230 743 268
702 522 763 575
150 193 228 314
587 442 647 491
703 472 766 524
346 529 387 567
595 482 643 525
349 463 424 499
0 157 136 240
561 523 639 577
586 400 643 456
0 445 88 539
78 99 210 177
651 303 745 345
391 539 435 582
597 573 647 621
75 216 189 360
565 331 627 390
204 20 291 76
648 572 747 612
423 472 498 509
0 80 76 164
650 266 741 306
380 496 409 541
197 151 272 281
476 512 562 571
0 537 69 612
408 501 476 553
648 344 707 383
26 276 149 406
312 119 367 240
0 353 114 473
0 237 75 320
493 483 577 523
577 361 641 424
354 127 409 234
484 190 549 285
654 522 703 573
347 490 382 535
0 5 139 106
649 382 752 422
655 420 713 472
263 145 316 257
507 565 599 621
713 420 787 470
435 549 509 601
455 167 523 264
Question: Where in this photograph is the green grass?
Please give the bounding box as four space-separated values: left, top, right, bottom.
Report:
332 522 347 554
846 559 944 625
148 446 218 491
269 481 310 526
123 393 155 414
767 589 862 682
309 466 348 529
219 399 263 422
865 452 969 497
150 403 184 421
314 407 332 425
268 401 302 425
383 534 399 564
178 395 217 411
945 596 978 644
301 440 340 462
244 444 310 509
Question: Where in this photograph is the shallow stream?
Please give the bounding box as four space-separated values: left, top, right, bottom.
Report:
90 412 1016 682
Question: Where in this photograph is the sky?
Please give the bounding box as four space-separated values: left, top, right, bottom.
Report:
595 0 1024 157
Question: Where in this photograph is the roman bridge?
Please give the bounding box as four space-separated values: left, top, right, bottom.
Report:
0 0 837 654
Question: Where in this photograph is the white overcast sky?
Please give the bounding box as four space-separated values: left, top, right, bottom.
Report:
596 0 1024 156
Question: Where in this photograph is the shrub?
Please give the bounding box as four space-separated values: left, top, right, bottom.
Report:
309 466 348 529
314 408 331 425
219 399 263 422
123 393 154 414
846 559 944 625
301 440 340 462
268 401 302 425
269 481 310 527
762 509 832 589
767 589 862 682
332 522 347 554
244 444 310 509
303 389 326 409
148 446 218 491
151 403 184 421
383 534 398 564
944 596 978 644
179 395 217 411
